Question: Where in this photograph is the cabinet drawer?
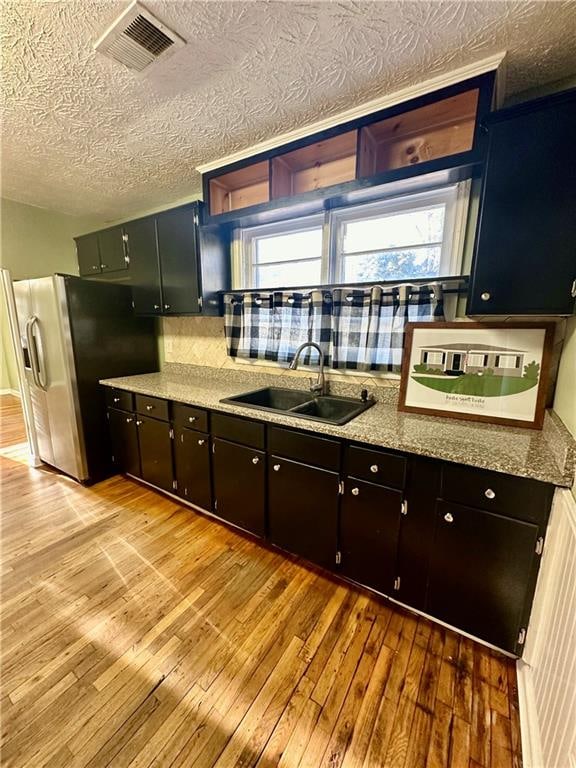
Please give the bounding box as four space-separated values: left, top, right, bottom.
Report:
441 463 554 525
345 445 406 489
105 388 133 411
268 426 340 471
211 412 265 449
135 394 170 421
172 402 208 432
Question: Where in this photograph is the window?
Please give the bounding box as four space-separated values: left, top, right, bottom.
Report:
468 353 489 367
423 351 445 366
234 182 469 289
495 355 521 369
237 216 325 289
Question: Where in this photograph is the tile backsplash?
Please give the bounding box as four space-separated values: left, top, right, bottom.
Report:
160 316 400 390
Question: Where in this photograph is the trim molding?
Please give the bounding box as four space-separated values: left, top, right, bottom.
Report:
197 52 507 174
516 660 544 768
0 388 21 397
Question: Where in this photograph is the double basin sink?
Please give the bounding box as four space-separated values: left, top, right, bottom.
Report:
220 387 374 426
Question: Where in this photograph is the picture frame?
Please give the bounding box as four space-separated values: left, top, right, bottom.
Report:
398 322 555 429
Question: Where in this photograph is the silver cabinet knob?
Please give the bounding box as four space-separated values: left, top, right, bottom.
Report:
101 264 108 269
153 304 160 310
252 457 260 465
444 512 454 523
92 265 99 270
146 405 154 411
273 464 281 472
122 233 129 243
126 417 133 423
351 487 360 496
188 416 197 423
197 439 205 446
481 292 491 301
136 419 142 426
164 304 171 310
370 464 378 473
485 488 496 499
113 397 120 403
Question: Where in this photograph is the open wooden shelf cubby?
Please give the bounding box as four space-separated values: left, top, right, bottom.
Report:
209 160 270 216
357 89 479 177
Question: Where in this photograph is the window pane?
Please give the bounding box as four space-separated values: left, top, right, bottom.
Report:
255 259 322 288
342 206 445 254
342 246 442 282
255 227 323 264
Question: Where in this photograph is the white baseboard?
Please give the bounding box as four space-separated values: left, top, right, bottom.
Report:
0 388 20 397
516 659 544 768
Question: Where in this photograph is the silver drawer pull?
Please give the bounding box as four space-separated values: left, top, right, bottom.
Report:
481 291 491 301
252 457 260 465
485 488 496 500
370 464 378 473
273 464 280 472
197 439 205 446
351 487 359 496
113 397 120 403
146 405 154 411
444 512 454 523
188 416 197 423
126 417 133 423
136 419 142 426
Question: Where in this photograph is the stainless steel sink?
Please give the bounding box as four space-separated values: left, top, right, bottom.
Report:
220 387 374 425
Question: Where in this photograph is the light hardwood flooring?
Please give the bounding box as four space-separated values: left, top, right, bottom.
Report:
0 395 522 767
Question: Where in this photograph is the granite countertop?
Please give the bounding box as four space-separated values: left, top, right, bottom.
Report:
101 363 576 488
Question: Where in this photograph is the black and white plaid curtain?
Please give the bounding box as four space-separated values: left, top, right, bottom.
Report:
224 290 331 364
224 283 444 371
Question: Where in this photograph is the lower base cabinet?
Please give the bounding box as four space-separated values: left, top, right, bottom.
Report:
268 456 340 570
212 438 266 536
339 477 402 594
428 501 541 653
174 427 212 511
136 415 174 492
108 408 140 477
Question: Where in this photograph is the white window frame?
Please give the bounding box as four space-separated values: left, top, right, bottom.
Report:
232 181 470 289
232 214 327 290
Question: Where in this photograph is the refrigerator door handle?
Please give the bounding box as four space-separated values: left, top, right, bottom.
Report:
27 316 47 390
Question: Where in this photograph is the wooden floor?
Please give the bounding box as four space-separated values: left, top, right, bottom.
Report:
0 395 522 767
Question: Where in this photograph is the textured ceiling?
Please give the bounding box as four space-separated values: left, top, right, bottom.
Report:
1 1 575 221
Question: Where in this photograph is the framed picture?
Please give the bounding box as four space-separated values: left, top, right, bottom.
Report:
398 322 555 429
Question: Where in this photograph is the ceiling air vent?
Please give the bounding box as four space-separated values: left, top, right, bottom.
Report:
94 1 185 73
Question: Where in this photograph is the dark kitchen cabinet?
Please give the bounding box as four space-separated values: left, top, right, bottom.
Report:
174 427 212 511
124 216 162 315
339 477 402 594
76 233 101 276
108 407 140 477
268 456 340 569
156 206 200 314
427 500 541 653
136 415 174 492
212 438 266 536
76 228 127 277
468 89 576 315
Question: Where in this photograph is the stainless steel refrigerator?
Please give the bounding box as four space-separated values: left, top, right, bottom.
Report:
4 272 158 483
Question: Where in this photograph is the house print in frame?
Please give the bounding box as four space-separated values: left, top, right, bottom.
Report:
399 323 555 429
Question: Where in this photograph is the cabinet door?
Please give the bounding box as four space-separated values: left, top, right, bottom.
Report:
428 501 540 653
212 438 265 536
340 478 402 593
468 96 576 315
108 408 140 476
76 233 101 276
124 217 162 315
156 206 200 315
268 456 339 569
98 226 127 273
174 427 212 511
136 415 173 492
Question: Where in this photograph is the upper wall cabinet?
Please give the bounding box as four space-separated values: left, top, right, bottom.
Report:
76 226 128 277
75 202 230 317
202 74 494 221
468 89 576 316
